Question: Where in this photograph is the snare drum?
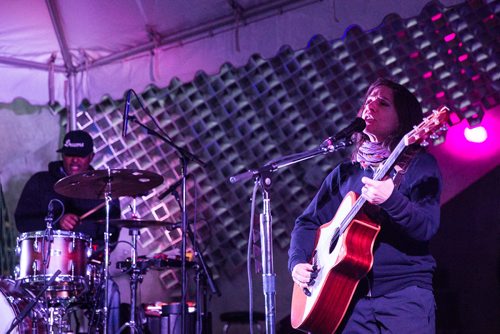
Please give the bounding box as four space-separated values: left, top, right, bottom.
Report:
0 278 47 333
16 230 92 295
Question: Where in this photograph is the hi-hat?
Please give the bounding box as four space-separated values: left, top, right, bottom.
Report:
54 169 163 199
94 218 179 230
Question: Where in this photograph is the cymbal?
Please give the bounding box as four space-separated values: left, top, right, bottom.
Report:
94 218 179 229
54 169 163 199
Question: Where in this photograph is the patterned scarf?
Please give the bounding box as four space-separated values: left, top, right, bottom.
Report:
356 141 391 169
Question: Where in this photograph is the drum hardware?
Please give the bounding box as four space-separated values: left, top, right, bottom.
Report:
5 270 61 334
118 227 144 334
144 301 197 334
54 168 164 333
116 254 195 272
0 278 47 333
94 218 180 230
168 189 220 334
47 305 73 334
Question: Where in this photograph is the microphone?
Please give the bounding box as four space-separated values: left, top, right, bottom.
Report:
320 117 366 148
47 200 54 219
45 200 55 240
122 89 132 137
158 174 191 200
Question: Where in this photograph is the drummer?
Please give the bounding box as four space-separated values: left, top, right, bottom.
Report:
14 129 122 331
15 130 121 247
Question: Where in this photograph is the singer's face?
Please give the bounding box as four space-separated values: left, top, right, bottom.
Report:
62 153 94 176
361 85 399 142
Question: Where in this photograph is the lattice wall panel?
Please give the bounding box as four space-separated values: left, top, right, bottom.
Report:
76 0 499 284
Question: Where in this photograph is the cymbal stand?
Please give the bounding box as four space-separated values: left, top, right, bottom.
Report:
102 168 113 334
118 227 143 333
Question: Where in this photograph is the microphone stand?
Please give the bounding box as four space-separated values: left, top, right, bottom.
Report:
229 140 354 334
127 115 205 334
171 190 221 334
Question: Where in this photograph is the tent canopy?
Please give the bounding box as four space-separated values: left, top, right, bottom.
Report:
0 0 464 105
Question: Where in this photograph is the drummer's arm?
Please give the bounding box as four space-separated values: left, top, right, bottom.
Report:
15 174 49 232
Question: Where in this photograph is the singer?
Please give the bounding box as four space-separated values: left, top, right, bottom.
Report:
289 78 442 333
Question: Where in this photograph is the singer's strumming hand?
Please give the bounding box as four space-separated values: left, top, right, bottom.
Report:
292 262 319 289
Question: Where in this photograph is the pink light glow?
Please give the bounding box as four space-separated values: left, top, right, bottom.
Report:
444 33 456 42
458 54 469 62
434 107 500 161
464 126 487 143
436 91 445 98
432 13 443 21
423 71 433 79
410 51 420 58
483 14 494 22
448 49 453 55
472 74 480 81
449 112 462 125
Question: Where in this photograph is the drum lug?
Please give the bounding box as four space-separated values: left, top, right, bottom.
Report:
14 265 20 279
69 238 75 253
33 237 40 253
69 260 75 277
15 244 21 256
32 260 38 275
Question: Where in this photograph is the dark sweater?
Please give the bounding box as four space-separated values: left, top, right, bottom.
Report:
288 151 442 296
15 161 121 248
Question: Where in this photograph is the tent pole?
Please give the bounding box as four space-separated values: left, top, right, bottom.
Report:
68 72 77 130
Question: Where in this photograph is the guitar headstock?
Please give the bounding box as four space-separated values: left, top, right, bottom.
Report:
404 106 450 146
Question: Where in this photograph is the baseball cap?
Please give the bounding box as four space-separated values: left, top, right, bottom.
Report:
57 130 94 157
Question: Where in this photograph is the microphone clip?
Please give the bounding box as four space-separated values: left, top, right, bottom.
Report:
45 200 55 241
320 138 355 152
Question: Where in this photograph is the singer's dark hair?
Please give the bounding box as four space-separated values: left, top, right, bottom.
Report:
352 78 424 168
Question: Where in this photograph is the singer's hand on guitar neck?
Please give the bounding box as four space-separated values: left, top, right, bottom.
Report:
361 176 394 205
59 213 80 231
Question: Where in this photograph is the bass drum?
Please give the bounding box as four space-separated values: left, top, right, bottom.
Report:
0 278 47 333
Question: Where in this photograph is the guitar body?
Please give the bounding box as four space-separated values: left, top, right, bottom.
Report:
291 191 381 334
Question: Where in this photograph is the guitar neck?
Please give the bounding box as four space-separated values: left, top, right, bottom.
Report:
372 139 406 181
339 138 407 233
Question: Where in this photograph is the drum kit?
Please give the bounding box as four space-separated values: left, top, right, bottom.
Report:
1 168 199 334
